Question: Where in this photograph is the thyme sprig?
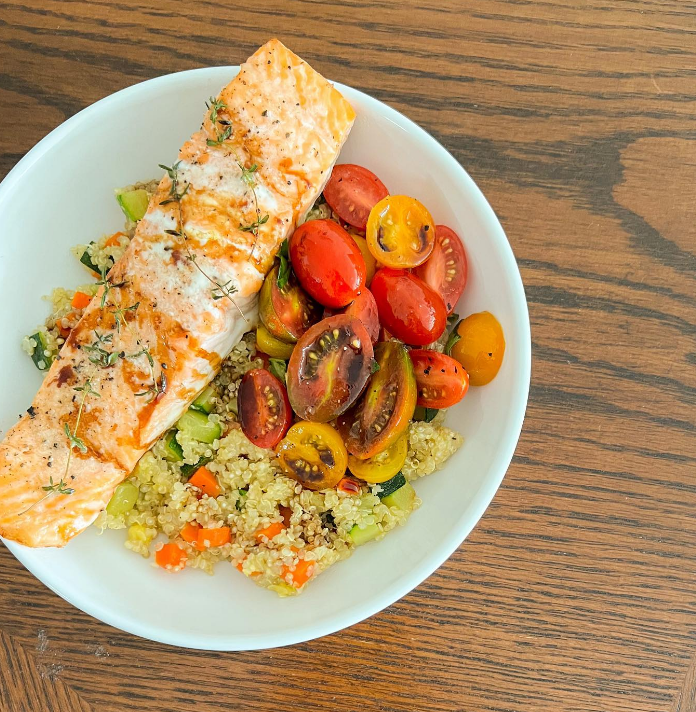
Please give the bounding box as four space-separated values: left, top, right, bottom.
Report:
84 331 121 368
159 162 248 323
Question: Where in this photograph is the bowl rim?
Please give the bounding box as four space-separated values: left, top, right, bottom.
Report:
0 66 531 650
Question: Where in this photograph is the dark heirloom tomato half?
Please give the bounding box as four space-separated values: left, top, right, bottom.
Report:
414 225 468 314
238 369 292 449
287 314 374 423
289 219 366 308
323 164 389 230
338 341 417 459
276 422 348 490
371 268 447 346
324 289 380 345
366 195 435 268
259 264 319 343
409 349 469 409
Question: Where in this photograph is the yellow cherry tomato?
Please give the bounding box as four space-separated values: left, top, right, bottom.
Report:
256 324 295 359
349 233 376 286
449 312 505 386
276 422 347 490
347 434 408 483
366 195 435 268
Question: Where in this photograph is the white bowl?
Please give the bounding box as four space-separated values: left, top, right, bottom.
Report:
0 67 530 650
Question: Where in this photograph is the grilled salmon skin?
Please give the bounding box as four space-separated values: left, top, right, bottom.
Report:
0 39 355 547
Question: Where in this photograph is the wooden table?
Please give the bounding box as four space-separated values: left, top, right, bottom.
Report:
1 1 695 710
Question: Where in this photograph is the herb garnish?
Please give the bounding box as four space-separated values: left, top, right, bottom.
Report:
268 358 287 383
276 239 291 290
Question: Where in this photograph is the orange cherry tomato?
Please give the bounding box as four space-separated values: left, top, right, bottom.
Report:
449 312 505 386
366 195 435 268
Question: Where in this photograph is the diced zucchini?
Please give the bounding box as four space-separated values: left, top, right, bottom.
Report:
181 456 212 478
176 410 221 444
28 332 54 371
106 481 139 516
162 430 184 462
236 488 248 511
377 472 406 499
349 522 382 546
79 242 100 275
117 188 149 222
382 482 416 511
190 385 217 414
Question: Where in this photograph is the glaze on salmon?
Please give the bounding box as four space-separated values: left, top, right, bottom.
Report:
0 40 355 547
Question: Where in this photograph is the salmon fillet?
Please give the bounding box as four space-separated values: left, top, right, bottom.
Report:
0 39 355 547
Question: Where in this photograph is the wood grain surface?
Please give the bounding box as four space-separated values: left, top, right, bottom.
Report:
1 1 695 710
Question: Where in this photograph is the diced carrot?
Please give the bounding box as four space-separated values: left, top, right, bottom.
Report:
255 520 286 543
188 466 221 498
105 232 126 247
155 542 187 571
180 522 201 544
337 477 361 495
279 505 293 527
196 526 231 549
282 558 316 589
71 291 91 310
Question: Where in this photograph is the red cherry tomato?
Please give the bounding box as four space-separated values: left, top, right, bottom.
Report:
289 219 366 308
414 225 468 314
409 349 469 409
238 369 292 449
323 164 389 230
370 268 447 346
324 289 380 345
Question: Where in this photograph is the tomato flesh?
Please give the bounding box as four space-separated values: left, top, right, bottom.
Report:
276 422 347 490
259 264 319 343
409 349 469 409
323 164 389 230
371 268 447 346
238 369 292 449
287 314 374 422
289 219 366 309
366 195 435 268
414 225 468 314
338 341 417 459
449 312 506 386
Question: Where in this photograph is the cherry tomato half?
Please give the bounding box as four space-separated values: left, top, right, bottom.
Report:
449 312 505 386
256 324 295 360
409 349 469 409
338 341 417 459
276 422 347 490
347 434 408 483
414 225 468 314
290 219 366 308
366 195 435 268
323 164 389 230
238 369 292 449
371 268 447 346
324 289 380 345
259 264 319 343
287 314 374 422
